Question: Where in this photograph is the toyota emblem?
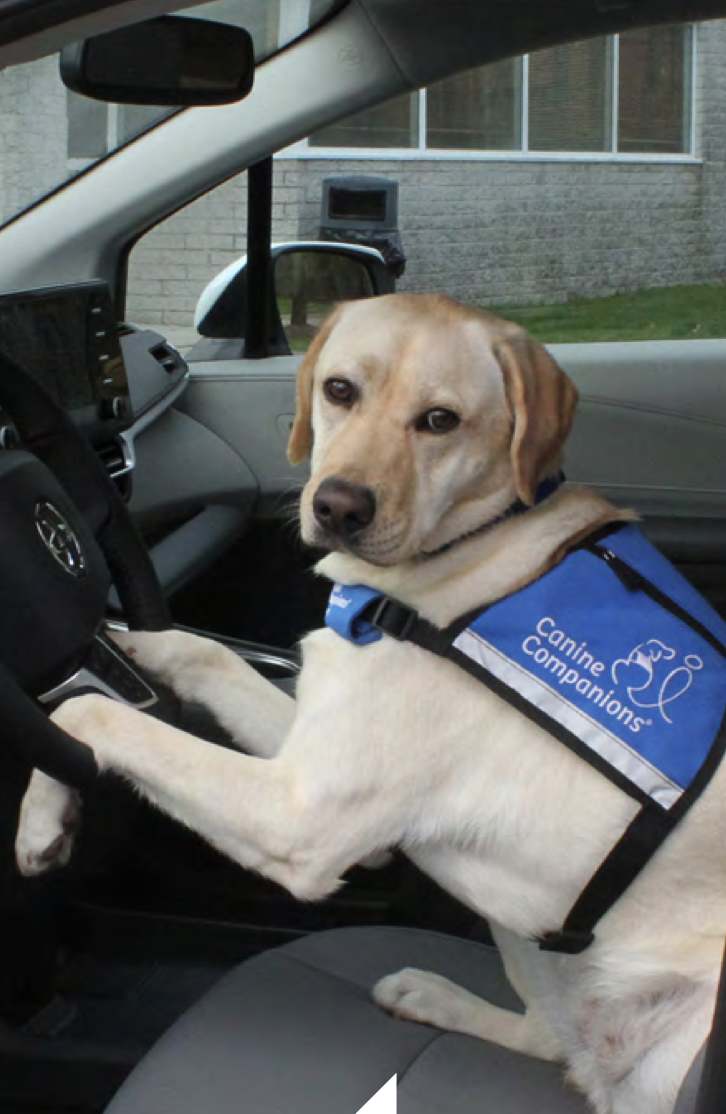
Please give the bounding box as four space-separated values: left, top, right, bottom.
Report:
35 500 87 577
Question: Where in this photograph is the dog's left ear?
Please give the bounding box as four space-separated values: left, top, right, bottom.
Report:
494 332 578 505
287 305 345 465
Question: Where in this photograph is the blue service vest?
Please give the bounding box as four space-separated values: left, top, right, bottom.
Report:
325 523 726 951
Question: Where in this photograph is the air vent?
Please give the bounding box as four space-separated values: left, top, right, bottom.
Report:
150 342 183 374
96 438 132 479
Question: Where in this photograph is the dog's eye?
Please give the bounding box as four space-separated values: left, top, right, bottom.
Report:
417 408 461 434
323 378 357 406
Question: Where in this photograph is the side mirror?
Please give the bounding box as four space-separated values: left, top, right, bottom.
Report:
191 243 396 360
275 250 380 353
60 15 255 107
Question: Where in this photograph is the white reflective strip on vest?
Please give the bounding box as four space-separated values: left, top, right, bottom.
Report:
453 626 681 809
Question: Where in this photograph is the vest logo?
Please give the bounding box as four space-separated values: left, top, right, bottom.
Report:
521 617 703 734
612 640 704 724
328 588 353 610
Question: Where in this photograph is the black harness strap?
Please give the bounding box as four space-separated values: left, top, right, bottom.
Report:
364 596 448 652
537 801 674 953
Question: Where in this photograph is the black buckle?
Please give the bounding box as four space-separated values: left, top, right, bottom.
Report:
537 928 596 955
368 597 418 641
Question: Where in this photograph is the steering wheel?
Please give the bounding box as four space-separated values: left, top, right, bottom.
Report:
0 349 170 789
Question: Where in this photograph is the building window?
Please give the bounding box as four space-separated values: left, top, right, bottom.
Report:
307 25 694 158
426 58 522 151
310 92 418 149
618 24 691 153
528 38 612 152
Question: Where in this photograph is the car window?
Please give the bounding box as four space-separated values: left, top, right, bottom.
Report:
124 20 726 352
0 0 344 229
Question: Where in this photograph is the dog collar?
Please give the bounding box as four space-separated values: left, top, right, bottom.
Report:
326 583 387 645
420 473 563 560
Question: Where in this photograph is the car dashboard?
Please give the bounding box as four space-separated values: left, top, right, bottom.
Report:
0 280 185 482
0 280 264 610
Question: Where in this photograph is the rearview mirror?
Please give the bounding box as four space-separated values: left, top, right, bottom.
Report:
60 15 254 107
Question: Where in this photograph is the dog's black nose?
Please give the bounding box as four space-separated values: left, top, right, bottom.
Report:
313 478 376 537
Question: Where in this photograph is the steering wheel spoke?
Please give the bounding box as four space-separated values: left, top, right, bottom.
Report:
38 630 159 712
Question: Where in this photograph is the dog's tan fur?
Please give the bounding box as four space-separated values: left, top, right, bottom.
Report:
16 294 723 1113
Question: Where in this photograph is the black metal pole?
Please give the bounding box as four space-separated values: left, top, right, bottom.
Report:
244 156 273 359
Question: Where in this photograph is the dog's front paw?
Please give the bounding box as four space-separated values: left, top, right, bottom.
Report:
110 629 228 700
109 629 192 681
373 968 473 1030
16 770 81 876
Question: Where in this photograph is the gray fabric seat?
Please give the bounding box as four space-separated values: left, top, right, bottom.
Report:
104 926 703 1114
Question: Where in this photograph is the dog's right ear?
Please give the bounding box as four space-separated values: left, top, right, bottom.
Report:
494 330 578 505
287 305 345 465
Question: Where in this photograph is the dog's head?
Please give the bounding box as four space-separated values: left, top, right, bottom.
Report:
289 293 577 565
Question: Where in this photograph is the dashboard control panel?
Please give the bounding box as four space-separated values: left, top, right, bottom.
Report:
0 280 132 435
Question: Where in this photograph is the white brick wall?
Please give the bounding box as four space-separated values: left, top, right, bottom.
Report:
0 57 68 227
288 158 711 306
125 153 717 327
126 168 299 326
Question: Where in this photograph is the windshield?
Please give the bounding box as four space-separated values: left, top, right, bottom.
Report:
0 0 342 228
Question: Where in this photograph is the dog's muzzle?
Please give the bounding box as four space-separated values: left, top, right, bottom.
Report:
312 478 376 540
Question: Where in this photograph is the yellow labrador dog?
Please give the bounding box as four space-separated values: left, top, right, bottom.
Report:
16 294 725 1114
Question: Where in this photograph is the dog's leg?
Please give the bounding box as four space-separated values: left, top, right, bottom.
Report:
15 770 81 876
18 632 296 877
17 693 400 893
373 968 561 1061
111 629 295 758
568 980 715 1114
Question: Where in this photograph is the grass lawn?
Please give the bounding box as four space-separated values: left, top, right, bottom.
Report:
494 284 726 344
